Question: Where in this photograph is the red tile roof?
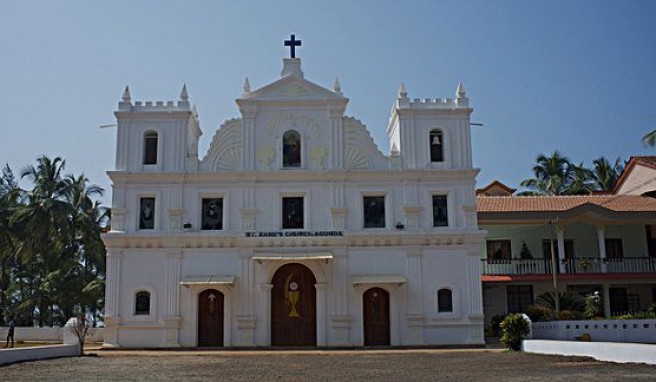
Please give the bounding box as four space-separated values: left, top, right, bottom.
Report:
476 195 656 213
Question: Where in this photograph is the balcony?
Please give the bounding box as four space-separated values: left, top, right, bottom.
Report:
481 257 656 276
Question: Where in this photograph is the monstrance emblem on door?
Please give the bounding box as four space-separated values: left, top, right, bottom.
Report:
287 281 300 318
208 293 216 314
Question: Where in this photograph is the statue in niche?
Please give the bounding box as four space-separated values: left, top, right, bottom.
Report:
257 146 275 170
283 130 301 168
309 145 327 170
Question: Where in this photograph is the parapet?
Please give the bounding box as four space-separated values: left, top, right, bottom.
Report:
117 85 192 113
393 82 470 111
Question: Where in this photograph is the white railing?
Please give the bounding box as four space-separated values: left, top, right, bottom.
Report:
481 257 656 275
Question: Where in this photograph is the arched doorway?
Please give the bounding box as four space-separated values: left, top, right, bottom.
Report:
363 287 390 346
271 263 317 346
197 289 224 347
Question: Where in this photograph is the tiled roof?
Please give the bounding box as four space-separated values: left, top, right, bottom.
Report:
476 195 656 213
634 156 656 166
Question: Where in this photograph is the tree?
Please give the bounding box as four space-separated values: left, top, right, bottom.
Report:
519 151 575 196
1 156 108 327
591 157 623 191
643 129 656 147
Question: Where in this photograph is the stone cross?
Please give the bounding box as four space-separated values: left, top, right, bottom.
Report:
284 34 302 58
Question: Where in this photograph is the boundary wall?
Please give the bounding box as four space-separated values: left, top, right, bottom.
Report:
0 344 80 366
531 319 656 343
0 327 104 343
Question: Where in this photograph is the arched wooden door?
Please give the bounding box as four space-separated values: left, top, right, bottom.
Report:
197 289 224 347
271 263 317 346
363 287 390 346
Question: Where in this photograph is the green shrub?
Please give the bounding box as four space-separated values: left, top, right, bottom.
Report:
500 313 531 351
583 292 601 319
490 313 508 337
525 304 554 322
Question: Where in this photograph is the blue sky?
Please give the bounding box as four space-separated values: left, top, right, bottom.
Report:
1 1 655 203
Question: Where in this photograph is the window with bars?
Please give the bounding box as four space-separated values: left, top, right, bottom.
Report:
363 196 385 228
282 197 304 229
506 285 533 313
143 132 158 165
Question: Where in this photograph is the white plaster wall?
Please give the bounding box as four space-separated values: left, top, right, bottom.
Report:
615 165 656 195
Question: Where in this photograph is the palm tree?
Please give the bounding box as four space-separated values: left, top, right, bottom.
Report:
591 157 623 191
643 129 656 147
564 162 595 195
12 156 75 326
519 151 574 196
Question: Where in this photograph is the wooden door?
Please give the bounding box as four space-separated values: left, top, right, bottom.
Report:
271 263 317 346
363 287 390 346
198 289 224 347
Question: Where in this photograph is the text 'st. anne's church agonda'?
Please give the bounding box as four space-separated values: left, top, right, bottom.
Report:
102 36 486 348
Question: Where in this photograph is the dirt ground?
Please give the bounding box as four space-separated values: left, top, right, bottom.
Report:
2 348 656 381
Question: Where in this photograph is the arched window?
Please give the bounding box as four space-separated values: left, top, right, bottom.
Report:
437 288 453 312
144 131 158 165
429 129 444 163
282 130 301 168
135 291 151 315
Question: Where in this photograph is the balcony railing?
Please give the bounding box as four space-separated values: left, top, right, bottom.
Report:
481 257 656 276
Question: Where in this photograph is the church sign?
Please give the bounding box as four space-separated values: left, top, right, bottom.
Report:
245 230 343 238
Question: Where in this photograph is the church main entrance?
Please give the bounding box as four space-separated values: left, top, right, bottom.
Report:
363 287 390 346
197 289 224 347
271 263 317 346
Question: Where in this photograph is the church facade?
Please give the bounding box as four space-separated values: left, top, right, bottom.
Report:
103 47 485 347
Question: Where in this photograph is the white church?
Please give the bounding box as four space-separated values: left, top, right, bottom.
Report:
102 36 486 348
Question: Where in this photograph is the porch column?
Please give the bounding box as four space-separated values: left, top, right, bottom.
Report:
602 282 611 318
557 228 566 273
315 283 328 346
597 226 608 273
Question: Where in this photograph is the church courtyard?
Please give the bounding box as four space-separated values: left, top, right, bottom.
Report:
2 348 656 381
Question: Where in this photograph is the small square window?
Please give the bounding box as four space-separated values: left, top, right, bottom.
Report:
282 197 304 229
363 196 385 228
432 195 448 227
139 197 155 230
201 198 223 230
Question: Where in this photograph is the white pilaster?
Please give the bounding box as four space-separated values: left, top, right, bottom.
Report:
259 284 273 346
405 250 423 314
316 283 328 346
103 249 122 348
162 251 182 347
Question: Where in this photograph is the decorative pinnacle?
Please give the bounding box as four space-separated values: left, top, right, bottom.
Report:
398 83 408 98
456 82 466 98
243 77 251 94
391 142 400 154
180 84 189 101
122 86 131 102
333 77 342 94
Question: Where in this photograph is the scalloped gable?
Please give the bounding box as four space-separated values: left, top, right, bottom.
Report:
342 117 388 170
240 75 347 101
